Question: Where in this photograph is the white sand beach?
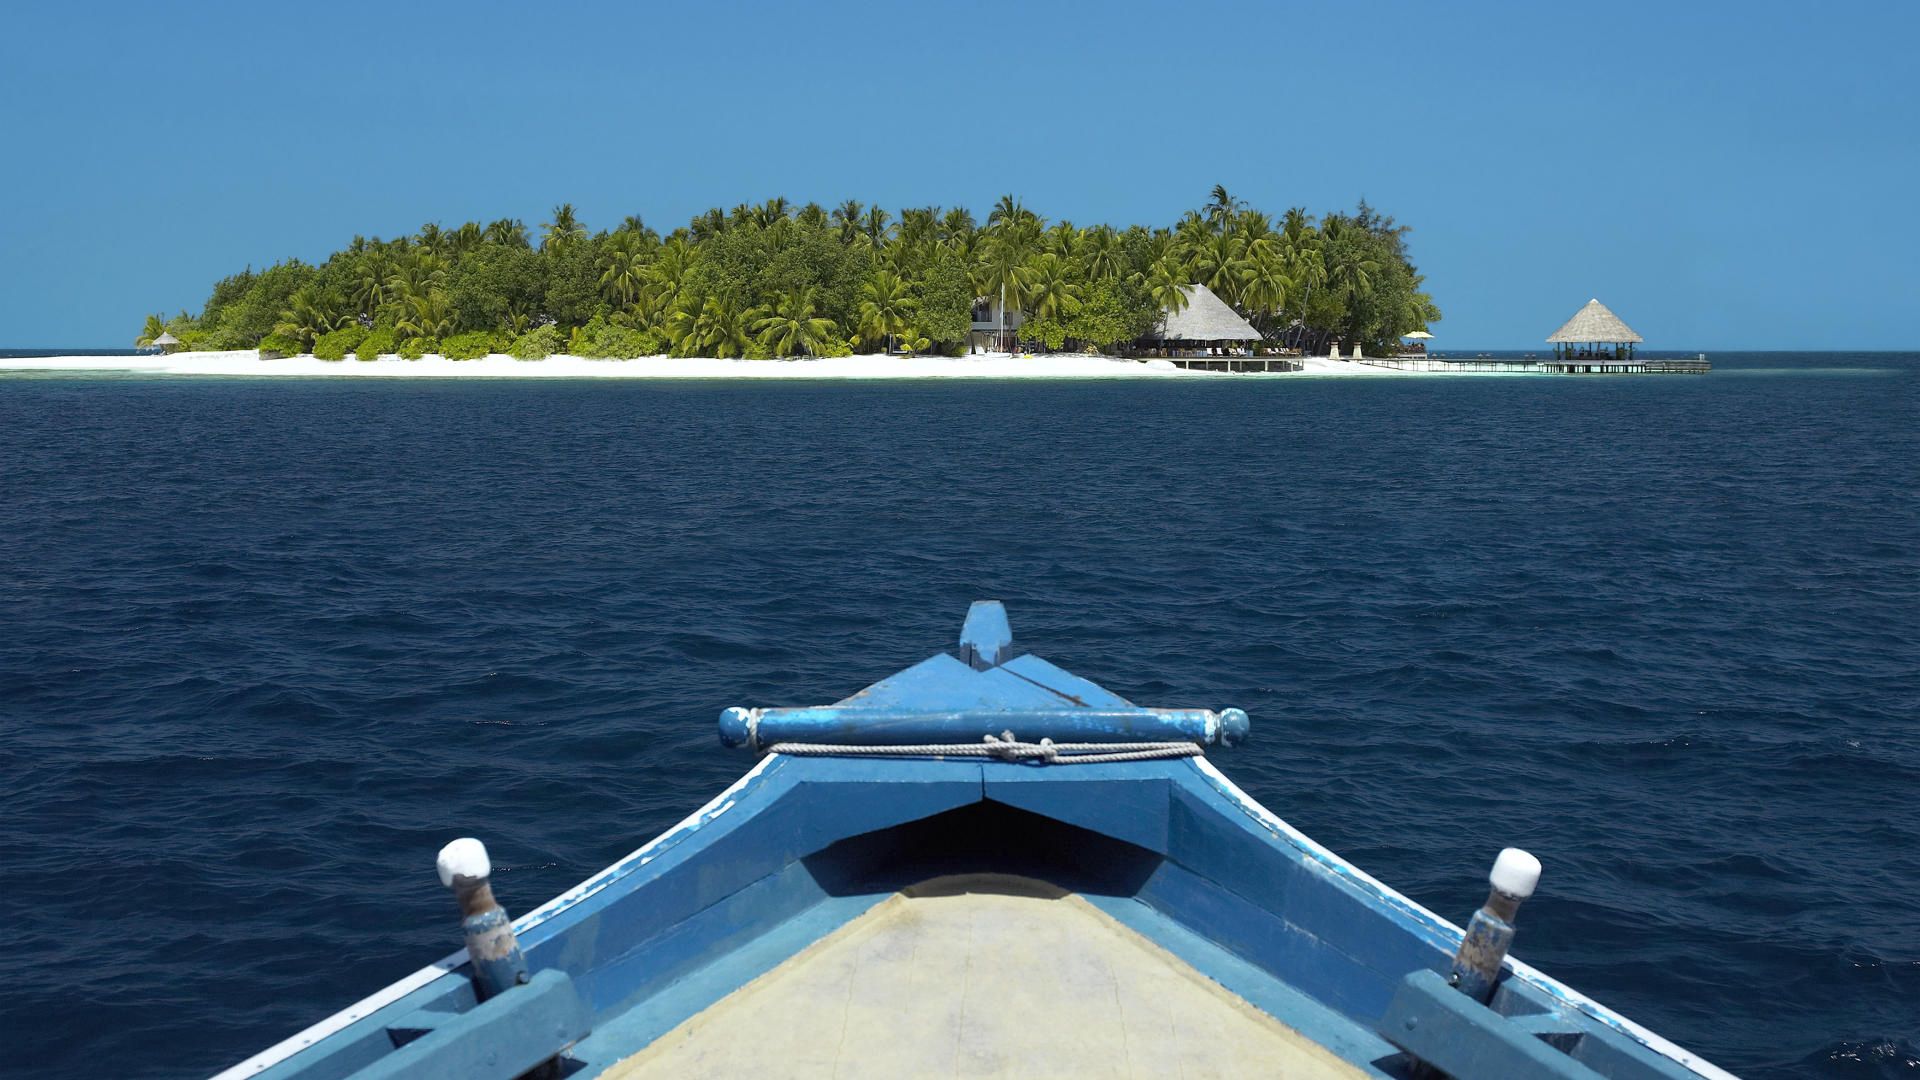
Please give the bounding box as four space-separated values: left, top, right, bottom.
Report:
1 351 1413 379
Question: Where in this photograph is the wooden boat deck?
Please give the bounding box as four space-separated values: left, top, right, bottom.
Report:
605 873 1361 1079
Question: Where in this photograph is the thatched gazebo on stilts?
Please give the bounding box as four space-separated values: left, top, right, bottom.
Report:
1546 299 1642 372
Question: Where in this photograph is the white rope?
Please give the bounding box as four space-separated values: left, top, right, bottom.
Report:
765 731 1203 765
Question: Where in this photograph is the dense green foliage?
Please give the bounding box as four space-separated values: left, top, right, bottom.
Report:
354 328 396 360
143 189 1437 358
508 325 560 360
572 317 662 359
439 331 496 361
312 325 367 361
258 332 302 358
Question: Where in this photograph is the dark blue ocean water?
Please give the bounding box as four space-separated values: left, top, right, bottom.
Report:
0 348 145 359
1 354 1915 1079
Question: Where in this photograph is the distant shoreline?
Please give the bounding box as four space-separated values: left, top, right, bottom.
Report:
1 351 1422 379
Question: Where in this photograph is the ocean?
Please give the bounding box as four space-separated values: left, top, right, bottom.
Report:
1 353 1914 1078
0 348 147 359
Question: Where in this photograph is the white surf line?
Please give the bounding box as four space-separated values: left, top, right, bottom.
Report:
1 352 1488 379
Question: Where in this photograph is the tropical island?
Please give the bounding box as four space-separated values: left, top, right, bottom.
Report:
134 188 1439 365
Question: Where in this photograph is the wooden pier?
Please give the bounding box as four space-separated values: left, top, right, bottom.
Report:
1358 356 1709 376
1167 357 1305 373
1364 357 1541 374
1541 357 1709 375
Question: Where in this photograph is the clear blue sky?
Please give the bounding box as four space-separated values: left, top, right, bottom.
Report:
2 0 1915 349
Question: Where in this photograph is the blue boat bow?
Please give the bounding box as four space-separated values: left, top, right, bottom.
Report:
215 602 1734 1080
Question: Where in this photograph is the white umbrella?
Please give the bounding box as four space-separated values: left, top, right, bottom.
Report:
1402 330 1433 340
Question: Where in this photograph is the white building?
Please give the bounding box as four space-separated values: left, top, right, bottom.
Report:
969 296 1025 353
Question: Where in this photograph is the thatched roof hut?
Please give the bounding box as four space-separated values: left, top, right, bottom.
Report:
1155 284 1260 343
1547 299 1642 345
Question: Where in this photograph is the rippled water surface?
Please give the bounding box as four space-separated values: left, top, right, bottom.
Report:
2 354 1916 1078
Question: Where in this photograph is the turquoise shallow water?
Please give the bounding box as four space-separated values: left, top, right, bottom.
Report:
0 352 1915 1078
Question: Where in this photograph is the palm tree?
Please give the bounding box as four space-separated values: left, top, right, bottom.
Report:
597 231 654 307
699 294 754 358
1186 232 1248 307
642 237 695 313
273 286 350 349
753 287 839 357
858 271 916 353
1032 221 1069 258
896 328 933 357
860 206 894 252
1139 257 1191 319
832 200 864 245
397 290 457 341
690 207 728 242
541 203 586 253
1025 253 1083 323
1139 227 1176 268
1240 251 1292 323
1173 210 1213 257
1237 210 1276 262
988 194 1033 230
1275 209 1325 319
350 254 390 318
135 313 166 347
878 241 916 276
663 294 706 356
448 221 484 256
485 218 529 248
1277 209 1319 271
417 222 446 254
1320 215 1378 302
754 197 791 229
385 252 447 306
1205 185 1245 232
1080 224 1125 281
898 207 939 251
796 202 828 229
939 208 976 255
973 227 1038 351
665 292 753 357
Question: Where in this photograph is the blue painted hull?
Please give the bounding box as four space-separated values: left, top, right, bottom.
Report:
215 604 1732 1080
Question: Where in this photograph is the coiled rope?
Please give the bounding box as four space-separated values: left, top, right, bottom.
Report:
766 731 1202 765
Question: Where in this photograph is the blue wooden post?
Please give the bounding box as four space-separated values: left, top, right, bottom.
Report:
1448 848 1541 1003
437 838 530 1001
